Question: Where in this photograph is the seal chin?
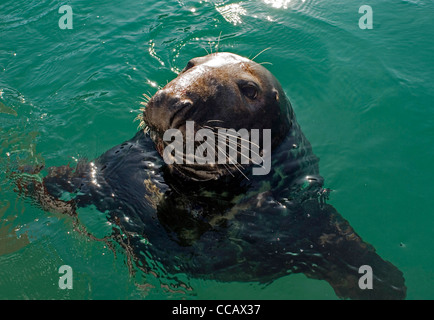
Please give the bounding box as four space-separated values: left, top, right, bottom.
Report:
149 130 239 182
171 163 228 182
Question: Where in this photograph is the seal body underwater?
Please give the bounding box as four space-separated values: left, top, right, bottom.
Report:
15 52 406 299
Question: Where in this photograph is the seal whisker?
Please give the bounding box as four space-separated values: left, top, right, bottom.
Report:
216 31 222 53
205 119 225 123
211 131 267 171
201 139 235 177
211 126 261 149
201 124 262 152
199 125 247 176
251 47 272 62
134 111 149 132
198 138 231 176
134 114 142 122
215 131 261 151
142 93 152 102
214 138 246 170
227 157 249 180
215 137 267 171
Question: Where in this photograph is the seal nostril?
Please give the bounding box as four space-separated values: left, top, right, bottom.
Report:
151 89 167 106
272 89 279 101
169 99 194 128
181 100 193 109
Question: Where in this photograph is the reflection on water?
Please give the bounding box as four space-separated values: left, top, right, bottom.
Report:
215 3 247 25
263 0 293 9
0 200 30 256
212 0 317 27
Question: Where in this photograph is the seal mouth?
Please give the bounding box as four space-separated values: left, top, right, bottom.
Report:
150 129 242 182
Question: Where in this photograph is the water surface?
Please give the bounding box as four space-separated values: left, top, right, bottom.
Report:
1 0 433 299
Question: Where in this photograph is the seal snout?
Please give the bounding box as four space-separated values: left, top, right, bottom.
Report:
145 88 194 132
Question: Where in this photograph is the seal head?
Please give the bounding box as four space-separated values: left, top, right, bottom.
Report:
143 52 292 181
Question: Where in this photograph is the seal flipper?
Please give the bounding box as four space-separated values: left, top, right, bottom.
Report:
13 130 161 215
13 160 92 215
299 199 407 300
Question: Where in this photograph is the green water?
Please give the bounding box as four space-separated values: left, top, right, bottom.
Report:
1 0 433 299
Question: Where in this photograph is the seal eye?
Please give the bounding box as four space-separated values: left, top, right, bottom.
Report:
240 84 258 100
